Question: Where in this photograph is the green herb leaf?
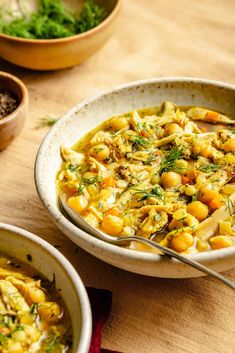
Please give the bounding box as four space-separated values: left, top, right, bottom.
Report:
130 135 150 148
198 163 220 173
159 147 183 174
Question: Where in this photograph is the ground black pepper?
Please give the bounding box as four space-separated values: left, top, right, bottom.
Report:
0 91 18 119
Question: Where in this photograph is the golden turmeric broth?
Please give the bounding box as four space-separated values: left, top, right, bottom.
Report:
0 253 72 353
57 101 235 254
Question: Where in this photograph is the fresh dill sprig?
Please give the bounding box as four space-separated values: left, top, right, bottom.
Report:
36 116 58 129
159 146 183 174
133 186 164 202
198 163 220 173
130 135 150 148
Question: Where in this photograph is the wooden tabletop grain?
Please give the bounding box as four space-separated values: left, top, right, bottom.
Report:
0 0 235 352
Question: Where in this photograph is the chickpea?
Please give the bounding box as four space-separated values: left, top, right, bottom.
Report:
187 201 208 221
108 116 130 131
173 209 187 221
165 123 183 135
89 144 110 161
185 185 196 196
25 287 46 305
170 232 194 252
102 215 124 235
67 195 89 214
223 138 235 153
160 172 182 189
210 235 233 250
198 186 219 203
174 159 188 175
38 302 61 323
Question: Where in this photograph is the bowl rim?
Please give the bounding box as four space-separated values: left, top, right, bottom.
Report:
0 0 121 44
35 76 235 268
0 222 92 353
0 71 28 126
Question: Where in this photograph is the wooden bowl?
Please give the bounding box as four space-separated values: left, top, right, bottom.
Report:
0 71 28 150
0 0 121 70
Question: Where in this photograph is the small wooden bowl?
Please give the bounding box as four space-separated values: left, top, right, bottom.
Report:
0 0 121 71
0 71 28 150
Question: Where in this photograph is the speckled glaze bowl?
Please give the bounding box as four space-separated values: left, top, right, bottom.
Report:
0 0 121 71
0 223 92 353
0 71 28 150
35 77 235 278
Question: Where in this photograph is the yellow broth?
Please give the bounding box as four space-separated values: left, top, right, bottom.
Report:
0 253 72 353
57 101 235 254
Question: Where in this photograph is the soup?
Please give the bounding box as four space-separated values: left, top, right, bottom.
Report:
57 101 235 254
0 254 72 353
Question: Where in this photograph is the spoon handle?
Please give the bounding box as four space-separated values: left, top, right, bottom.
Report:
123 236 235 290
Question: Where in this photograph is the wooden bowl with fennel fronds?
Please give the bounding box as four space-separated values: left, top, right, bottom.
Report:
0 0 121 70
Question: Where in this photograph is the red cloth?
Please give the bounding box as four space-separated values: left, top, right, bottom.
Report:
87 287 122 353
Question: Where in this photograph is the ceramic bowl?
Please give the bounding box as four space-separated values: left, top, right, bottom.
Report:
0 71 28 150
35 77 235 278
0 222 92 353
0 0 121 71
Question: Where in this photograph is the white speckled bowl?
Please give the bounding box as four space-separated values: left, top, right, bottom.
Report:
35 77 235 278
0 223 92 353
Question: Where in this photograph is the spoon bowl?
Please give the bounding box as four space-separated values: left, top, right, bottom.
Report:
60 194 235 290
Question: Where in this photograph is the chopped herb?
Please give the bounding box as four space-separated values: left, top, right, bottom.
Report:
67 164 77 172
231 129 235 134
30 303 39 315
159 147 183 174
80 176 103 185
198 163 220 173
13 324 24 332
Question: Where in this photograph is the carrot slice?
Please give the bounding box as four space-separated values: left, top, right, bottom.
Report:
182 176 191 184
208 196 224 210
105 207 120 216
205 111 220 122
101 176 115 188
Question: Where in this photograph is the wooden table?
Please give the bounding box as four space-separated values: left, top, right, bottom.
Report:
0 0 235 352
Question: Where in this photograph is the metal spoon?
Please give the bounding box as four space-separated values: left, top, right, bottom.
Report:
60 194 235 290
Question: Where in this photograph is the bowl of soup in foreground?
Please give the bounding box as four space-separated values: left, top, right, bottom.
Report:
0 223 92 353
35 77 235 278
